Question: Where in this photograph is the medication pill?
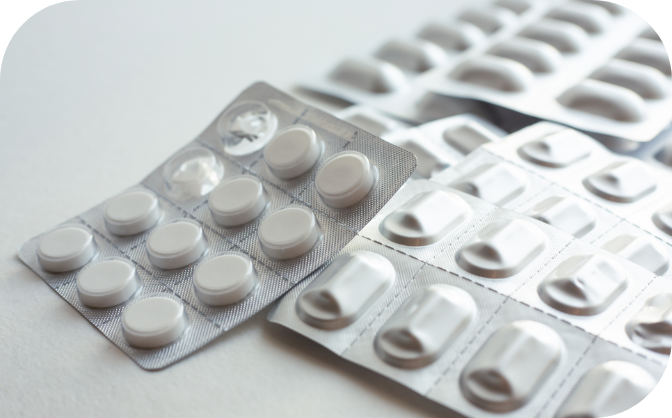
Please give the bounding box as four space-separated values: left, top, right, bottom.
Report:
538 254 627 316
417 21 485 51
489 37 563 73
460 320 563 412
525 196 596 238
450 55 535 92
121 296 188 348
37 225 97 273
146 220 207 269
329 58 407 93
373 39 446 73
264 125 322 179
442 120 500 155
591 59 669 100
459 8 516 34
547 2 611 34
456 219 546 278
449 162 529 206
297 250 395 329
617 38 671 76
208 175 267 227
517 129 592 167
163 148 224 198
626 292 672 354
558 79 646 122
217 101 278 156
315 152 376 209
104 189 161 236
582 160 656 203
77 258 139 308
652 203 672 236
555 361 656 418
258 206 320 260
520 19 588 53
380 190 470 246
375 284 476 369
395 138 450 178
601 234 669 275
193 253 257 306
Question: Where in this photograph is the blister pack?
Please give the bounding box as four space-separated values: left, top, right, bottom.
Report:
269 179 669 417
17 82 416 370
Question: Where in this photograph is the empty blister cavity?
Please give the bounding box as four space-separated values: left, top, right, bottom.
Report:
591 59 669 100
617 38 672 76
652 203 672 236
538 254 628 316
460 320 563 412
375 284 476 369
77 257 140 308
379 190 471 246
489 37 563 73
450 55 535 92
417 22 485 52
456 219 546 279
208 175 267 227
315 151 376 209
626 292 672 354
264 125 322 179
121 294 188 349
296 250 395 329
449 162 528 206
329 58 406 93
495 0 531 15
458 8 517 34
582 160 657 203
258 206 321 260
37 224 97 273
163 148 224 199
518 129 592 168
547 2 611 34
602 234 670 275
193 252 257 306
146 219 207 269
557 79 646 122
520 19 588 53
395 138 450 178
217 101 278 156
373 39 446 73
525 196 596 238
555 361 656 418
104 189 162 236
442 120 500 155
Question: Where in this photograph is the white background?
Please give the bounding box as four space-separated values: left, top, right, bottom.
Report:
0 1 670 417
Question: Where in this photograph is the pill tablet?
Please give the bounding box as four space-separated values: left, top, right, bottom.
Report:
104 189 161 236
217 101 278 156
37 225 97 273
193 253 257 306
315 152 376 209
163 148 224 198
209 176 267 227
258 206 320 260
518 129 592 168
264 125 322 179
601 234 669 275
329 58 407 93
77 258 139 308
146 220 207 269
625 292 672 354
583 160 656 203
121 296 188 348
525 196 596 238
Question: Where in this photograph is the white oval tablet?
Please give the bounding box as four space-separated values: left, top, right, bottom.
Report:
626 292 672 354
264 125 322 179
104 189 161 236
329 57 407 93
258 206 320 260
163 148 224 198
77 258 139 308
38 225 97 273
450 55 535 92
146 220 207 269
525 196 596 238
449 162 529 206
583 160 657 203
315 152 376 209
601 234 670 275
209 175 267 227
297 250 395 329
518 129 593 168
193 253 257 306
121 296 188 348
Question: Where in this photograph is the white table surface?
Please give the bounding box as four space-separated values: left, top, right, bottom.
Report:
1 1 670 417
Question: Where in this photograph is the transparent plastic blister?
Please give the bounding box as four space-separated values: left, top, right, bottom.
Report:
269 179 667 417
17 82 416 369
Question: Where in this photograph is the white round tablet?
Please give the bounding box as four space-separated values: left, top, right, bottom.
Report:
77 258 139 308
315 151 376 209
104 189 161 236
146 220 207 269
163 148 224 198
121 296 188 348
258 206 321 260
264 125 322 179
193 253 257 305
209 176 267 227
37 225 97 273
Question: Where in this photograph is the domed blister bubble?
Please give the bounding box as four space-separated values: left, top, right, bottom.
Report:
374 284 476 369
450 55 535 92
77 257 140 308
373 39 447 73
538 254 628 316
315 151 377 209
146 219 207 269
525 196 596 238
296 250 395 330
458 8 516 34
121 294 188 349
393 138 451 179
217 100 278 156
555 361 657 418
518 129 593 168
417 21 485 52
380 190 471 246
583 160 657 203
652 203 672 236
456 219 546 279
163 148 224 199
547 2 612 34
193 252 258 306
37 224 97 273
258 206 321 260
519 19 588 53
208 175 268 227
329 57 407 94
488 37 563 73
104 189 162 236
442 120 500 155
449 162 529 206
601 234 670 275
460 320 564 413
625 292 672 354
263 125 323 179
